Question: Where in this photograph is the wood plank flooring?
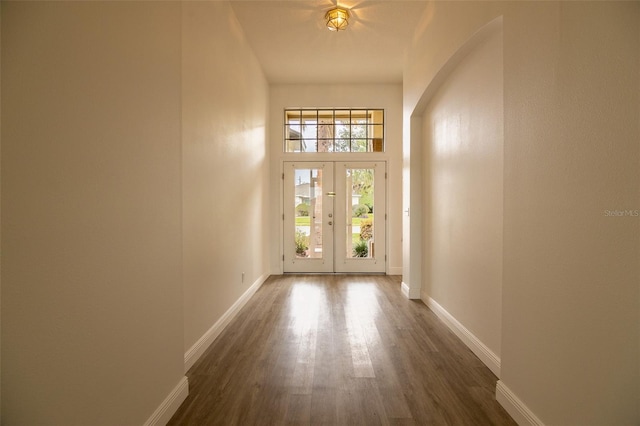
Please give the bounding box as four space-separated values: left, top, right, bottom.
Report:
168 275 516 425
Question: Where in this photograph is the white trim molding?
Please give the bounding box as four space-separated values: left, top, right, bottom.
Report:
496 380 545 426
184 273 269 373
401 281 410 298
425 296 501 377
401 281 421 299
143 376 189 426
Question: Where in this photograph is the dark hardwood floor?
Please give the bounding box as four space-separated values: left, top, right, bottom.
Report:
168 275 516 425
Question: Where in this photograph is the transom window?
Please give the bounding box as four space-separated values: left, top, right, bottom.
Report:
284 108 384 153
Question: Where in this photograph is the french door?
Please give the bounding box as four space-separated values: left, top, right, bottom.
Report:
283 161 386 273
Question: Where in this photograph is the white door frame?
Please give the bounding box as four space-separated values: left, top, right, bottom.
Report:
283 161 386 273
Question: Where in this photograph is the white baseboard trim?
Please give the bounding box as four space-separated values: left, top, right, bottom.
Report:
401 281 421 299
143 376 189 426
425 296 501 377
496 380 545 426
388 266 403 275
184 273 269 373
401 281 410 298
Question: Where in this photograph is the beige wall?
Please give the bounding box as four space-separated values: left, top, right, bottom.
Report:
2 1 271 423
268 84 403 275
405 1 639 424
402 2 503 301
501 3 639 424
181 2 269 355
1 2 184 424
420 23 504 360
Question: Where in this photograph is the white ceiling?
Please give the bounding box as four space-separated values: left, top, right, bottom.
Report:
229 1 429 84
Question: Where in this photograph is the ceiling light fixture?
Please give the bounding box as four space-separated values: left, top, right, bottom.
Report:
325 7 349 31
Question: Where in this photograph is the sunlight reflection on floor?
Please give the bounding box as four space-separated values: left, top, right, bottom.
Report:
286 277 384 380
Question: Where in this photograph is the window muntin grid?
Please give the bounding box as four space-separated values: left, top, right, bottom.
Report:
284 109 384 153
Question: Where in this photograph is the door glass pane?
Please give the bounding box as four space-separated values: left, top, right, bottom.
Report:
317 110 334 152
301 113 318 153
351 119 367 152
335 110 350 152
368 109 384 124
294 168 323 258
346 168 374 258
284 110 302 152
